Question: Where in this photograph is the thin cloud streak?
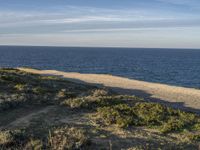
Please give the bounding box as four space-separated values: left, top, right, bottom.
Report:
0 16 177 27
0 5 199 30
0 9 200 33
0 4 194 26
1 27 200 48
157 0 200 10
0 9 174 26
157 0 199 5
62 26 200 33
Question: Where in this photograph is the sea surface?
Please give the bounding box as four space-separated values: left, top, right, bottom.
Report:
0 46 200 89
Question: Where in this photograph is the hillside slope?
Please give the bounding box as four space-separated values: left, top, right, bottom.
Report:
0 68 200 149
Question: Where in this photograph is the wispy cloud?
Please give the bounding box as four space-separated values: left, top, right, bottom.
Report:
1 5 199 34
0 8 168 25
157 0 200 9
1 27 200 48
0 14 168 29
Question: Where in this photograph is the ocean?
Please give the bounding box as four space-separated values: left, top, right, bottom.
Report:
0 46 200 89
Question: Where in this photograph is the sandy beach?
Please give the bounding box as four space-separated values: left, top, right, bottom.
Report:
19 68 200 113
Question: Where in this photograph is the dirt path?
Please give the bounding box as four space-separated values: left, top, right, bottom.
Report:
6 106 55 128
19 68 200 113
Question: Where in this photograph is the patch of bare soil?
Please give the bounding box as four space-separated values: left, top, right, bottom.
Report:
0 106 56 130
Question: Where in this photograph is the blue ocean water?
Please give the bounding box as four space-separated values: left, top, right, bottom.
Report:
0 46 200 89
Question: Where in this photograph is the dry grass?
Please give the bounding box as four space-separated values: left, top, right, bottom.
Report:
48 125 90 150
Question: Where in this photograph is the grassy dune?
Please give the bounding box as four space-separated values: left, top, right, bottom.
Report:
0 68 200 149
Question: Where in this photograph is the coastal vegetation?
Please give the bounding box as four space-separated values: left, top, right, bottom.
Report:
0 68 200 149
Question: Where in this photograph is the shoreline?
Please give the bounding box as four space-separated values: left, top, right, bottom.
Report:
18 67 200 113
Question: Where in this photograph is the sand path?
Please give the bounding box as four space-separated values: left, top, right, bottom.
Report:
6 106 55 128
19 68 200 113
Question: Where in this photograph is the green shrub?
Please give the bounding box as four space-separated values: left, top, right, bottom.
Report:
160 112 196 133
62 95 142 110
62 96 122 110
187 133 200 141
0 75 15 82
32 87 47 94
62 97 89 109
0 75 25 84
97 104 136 127
91 89 109 97
133 102 167 125
57 89 76 99
95 102 200 133
192 122 200 130
40 76 59 80
14 84 26 91
160 118 186 133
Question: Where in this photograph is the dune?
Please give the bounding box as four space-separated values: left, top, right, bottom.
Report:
18 67 200 113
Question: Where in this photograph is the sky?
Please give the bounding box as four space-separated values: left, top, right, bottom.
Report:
0 0 200 48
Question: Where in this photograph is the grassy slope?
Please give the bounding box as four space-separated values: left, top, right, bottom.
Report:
0 68 200 150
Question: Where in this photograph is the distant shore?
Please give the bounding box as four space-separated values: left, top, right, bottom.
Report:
19 68 200 113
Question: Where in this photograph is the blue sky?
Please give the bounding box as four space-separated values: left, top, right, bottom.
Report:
0 0 200 48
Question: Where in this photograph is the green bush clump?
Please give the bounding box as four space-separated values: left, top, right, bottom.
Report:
0 74 25 84
14 84 27 91
62 95 141 110
57 89 77 99
161 118 186 133
91 89 109 97
97 104 137 127
0 75 18 82
96 102 200 133
187 133 200 141
192 122 200 130
32 87 47 94
133 102 167 126
62 97 90 109
160 112 196 133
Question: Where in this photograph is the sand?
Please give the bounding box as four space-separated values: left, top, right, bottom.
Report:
18 68 200 113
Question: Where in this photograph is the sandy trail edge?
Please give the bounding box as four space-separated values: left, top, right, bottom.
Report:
18 68 200 113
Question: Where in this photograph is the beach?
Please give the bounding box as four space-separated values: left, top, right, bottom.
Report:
19 68 200 113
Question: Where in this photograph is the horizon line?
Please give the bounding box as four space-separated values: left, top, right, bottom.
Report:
0 44 200 50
